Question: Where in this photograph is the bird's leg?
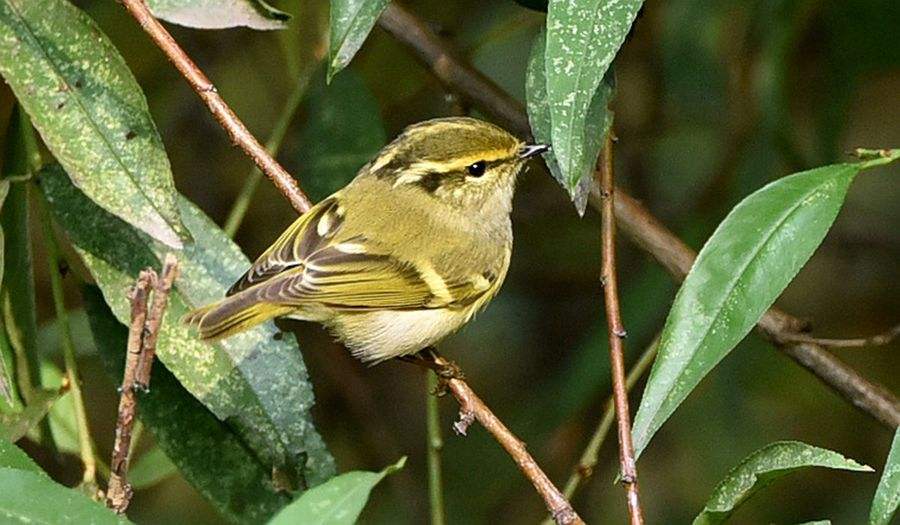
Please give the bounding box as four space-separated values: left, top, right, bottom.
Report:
398 347 465 396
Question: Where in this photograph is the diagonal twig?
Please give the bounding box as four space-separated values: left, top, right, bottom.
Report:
106 255 180 514
410 350 584 525
117 0 312 214
775 324 900 349
596 137 643 523
376 2 900 430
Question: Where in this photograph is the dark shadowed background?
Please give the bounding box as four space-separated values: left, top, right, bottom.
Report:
2 0 897 522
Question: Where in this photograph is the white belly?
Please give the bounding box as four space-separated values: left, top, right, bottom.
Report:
327 308 469 363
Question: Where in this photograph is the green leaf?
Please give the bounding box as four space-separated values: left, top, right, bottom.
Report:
300 69 386 201
0 328 14 409
631 152 900 457
544 0 642 190
0 387 63 441
0 467 130 524
693 441 872 525
870 427 900 525
269 457 406 525
0 0 186 248
525 28 613 214
128 446 177 490
1 106 41 412
0 438 44 475
83 286 294 522
27 360 79 454
146 0 290 30
327 0 390 82
41 166 334 504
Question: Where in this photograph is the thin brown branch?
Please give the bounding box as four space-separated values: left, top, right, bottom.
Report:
377 4 530 135
135 254 180 389
775 324 900 349
410 350 584 525
106 257 180 514
117 0 312 214
597 138 643 524
377 2 900 430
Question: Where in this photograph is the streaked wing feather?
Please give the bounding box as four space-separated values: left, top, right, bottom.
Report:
227 197 343 295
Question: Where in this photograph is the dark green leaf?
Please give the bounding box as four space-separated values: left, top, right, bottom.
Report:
631 152 900 457
84 286 293 522
870 427 900 525
0 468 129 524
693 441 872 525
0 387 63 441
0 0 186 247
43 167 334 510
268 457 406 525
0 328 14 409
544 0 641 190
0 438 44 474
526 28 613 213
1 107 41 412
128 446 177 490
327 0 390 82
27 360 79 454
146 0 289 30
299 69 386 201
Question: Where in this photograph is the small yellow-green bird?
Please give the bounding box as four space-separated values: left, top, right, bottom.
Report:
185 117 547 363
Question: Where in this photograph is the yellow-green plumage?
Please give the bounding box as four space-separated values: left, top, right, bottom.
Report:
184 117 546 363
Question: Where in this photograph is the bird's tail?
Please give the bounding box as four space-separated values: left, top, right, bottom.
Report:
183 292 292 341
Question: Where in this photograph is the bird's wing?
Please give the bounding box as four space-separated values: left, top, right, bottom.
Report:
227 197 342 295
227 197 492 310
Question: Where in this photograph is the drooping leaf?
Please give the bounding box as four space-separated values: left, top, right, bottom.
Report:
268 457 406 525
631 152 900 457
544 0 642 190
41 166 335 504
299 69 386 201
26 360 79 454
128 446 178 490
526 28 613 214
146 0 289 30
0 0 186 248
0 328 14 409
1 106 41 411
693 441 872 525
83 286 290 522
327 0 390 82
0 468 130 524
870 427 900 525
0 387 64 441
0 438 44 475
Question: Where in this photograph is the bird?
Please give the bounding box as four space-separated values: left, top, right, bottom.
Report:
185 117 548 364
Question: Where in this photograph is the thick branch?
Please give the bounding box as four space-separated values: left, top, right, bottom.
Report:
106 256 180 514
597 139 643 524
118 0 312 214
414 351 584 525
379 2 900 430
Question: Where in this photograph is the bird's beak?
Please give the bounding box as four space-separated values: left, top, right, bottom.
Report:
519 143 550 159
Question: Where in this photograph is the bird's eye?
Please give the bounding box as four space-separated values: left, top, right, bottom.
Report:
466 161 486 177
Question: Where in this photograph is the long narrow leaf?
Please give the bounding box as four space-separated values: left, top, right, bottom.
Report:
327 0 390 82
693 441 872 524
42 165 335 504
0 0 186 247
147 0 289 30
0 468 130 524
544 0 641 190
870 428 900 525
632 152 900 457
526 28 613 213
268 457 406 525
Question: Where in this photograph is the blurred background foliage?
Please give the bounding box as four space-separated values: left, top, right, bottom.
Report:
1 0 897 522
